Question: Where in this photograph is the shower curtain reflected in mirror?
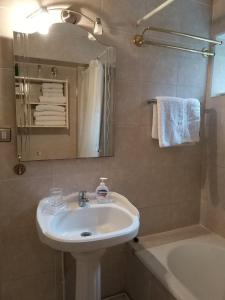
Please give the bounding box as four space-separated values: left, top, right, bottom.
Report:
78 59 104 157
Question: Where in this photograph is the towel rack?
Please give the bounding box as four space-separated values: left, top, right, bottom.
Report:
133 26 222 57
148 99 157 104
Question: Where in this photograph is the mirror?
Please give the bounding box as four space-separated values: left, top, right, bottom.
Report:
13 22 116 161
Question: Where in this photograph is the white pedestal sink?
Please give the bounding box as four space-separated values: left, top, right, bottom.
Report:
36 192 140 300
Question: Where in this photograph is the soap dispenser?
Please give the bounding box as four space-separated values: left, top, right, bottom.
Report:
96 177 110 203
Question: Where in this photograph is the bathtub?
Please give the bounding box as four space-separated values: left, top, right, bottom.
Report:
131 225 225 300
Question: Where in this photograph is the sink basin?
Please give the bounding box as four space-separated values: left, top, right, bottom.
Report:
37 192 139 253
36 192 140 300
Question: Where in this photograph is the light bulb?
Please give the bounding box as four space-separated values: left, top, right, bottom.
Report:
48 9 63 24
36 8 52 35
14 7 64 34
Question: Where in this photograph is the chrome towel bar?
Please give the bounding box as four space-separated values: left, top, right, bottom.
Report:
142 26 222 45
133 26 222 57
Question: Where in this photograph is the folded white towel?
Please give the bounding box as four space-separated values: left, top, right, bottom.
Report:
42 83 63 89
35 115 66 121
35 105 65 112
39 96 66 104
42 92 64 97
43 89 63 93
152 97 200 148
42 87 63 91
34 111 66 117
35 120 66 126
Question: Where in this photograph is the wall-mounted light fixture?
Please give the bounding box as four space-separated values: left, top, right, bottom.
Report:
61 9 103 36
19 6 103 36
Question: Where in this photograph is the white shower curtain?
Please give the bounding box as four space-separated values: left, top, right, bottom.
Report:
78 59 104 157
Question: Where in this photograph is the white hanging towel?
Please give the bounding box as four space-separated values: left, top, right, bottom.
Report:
152 97 200 147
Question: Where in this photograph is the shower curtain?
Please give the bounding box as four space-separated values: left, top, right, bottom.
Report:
78 59 104 157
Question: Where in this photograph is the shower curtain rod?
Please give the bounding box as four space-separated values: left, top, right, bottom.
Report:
136 0 177 25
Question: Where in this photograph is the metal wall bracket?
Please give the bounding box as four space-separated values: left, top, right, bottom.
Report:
14 155 26 175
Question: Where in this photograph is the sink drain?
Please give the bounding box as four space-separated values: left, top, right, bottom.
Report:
80 231 92 237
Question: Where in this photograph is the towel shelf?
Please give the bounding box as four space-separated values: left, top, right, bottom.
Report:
15 76 69 129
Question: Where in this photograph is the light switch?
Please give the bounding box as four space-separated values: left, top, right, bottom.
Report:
0 128 11 142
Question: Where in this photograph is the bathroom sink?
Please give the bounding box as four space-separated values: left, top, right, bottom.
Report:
36 192 139 300
36 192 139 253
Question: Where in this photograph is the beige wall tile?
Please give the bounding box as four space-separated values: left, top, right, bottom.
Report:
101 0 145 32
0 176 53 228
115 80 141 126
139 204 173 236
0 37 13 68
177 56 208 89
0 68 14 99
180 0 211 36
0 226 58 281
1 272 59 300
171 200 200 229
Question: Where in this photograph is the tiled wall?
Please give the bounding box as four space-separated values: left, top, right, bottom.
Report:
212 0 225 20
201 0 225 238
0 0 211 299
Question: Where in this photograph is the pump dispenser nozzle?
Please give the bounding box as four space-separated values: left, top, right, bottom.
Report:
96 177 110 203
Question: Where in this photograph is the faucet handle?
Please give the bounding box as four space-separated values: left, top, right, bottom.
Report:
79 191 87 199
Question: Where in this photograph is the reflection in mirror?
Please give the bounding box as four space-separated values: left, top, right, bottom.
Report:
13 23 115 161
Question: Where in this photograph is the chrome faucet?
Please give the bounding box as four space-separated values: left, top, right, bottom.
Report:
79 191 89 207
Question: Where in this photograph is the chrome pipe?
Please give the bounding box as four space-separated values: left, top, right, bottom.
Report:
143 40 215 57
143 26 222 45
136 0 177 25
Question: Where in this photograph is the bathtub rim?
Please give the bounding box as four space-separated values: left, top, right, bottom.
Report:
130 225 225 300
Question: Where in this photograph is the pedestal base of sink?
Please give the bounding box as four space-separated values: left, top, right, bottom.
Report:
71 249 105 300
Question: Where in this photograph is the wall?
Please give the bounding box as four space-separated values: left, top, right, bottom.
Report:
14 24 108 64
0 0 210 299
212 0 225 20
201 0 225 238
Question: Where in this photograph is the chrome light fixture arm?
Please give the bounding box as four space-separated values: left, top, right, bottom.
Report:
60 9 103 35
